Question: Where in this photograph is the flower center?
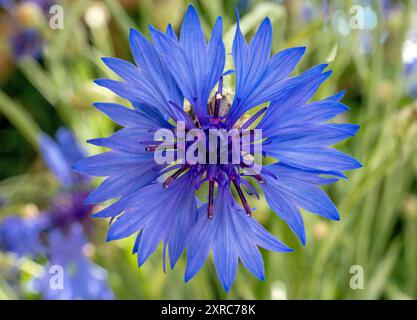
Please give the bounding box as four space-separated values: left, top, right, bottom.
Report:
144 80 267 219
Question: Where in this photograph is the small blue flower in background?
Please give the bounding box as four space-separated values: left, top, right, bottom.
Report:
9 28 43 60
39 127 90 188
32 224 113 300
38 127 94 233
0 215 46 257
403 21 417 98
236 0 251 13
0 0 54 60
405 61 417 98
74 5 361 291
0 128 112 299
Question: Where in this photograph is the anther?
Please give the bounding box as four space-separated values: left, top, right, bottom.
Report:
145 144 175 152
213 77 223 119
254 174 266 184
208 180 215 219
233 180 252 216
240 163 266 184
162 166 189 189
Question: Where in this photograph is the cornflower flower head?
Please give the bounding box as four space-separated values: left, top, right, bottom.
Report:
0 0 53 60
0 128 113 299
32 223 114 300
39 128 93 230
74 5 361 291
0 215 47 257
36 128 113 299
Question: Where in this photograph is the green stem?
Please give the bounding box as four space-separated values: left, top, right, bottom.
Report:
18 59 58 106
0 90 41 150
103 0 136 39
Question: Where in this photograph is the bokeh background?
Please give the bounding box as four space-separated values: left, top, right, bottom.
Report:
1 0 417 300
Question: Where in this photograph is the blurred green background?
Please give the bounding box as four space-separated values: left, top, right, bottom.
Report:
1 0 417 299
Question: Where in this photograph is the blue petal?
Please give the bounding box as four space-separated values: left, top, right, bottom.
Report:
265 163 339 185
233 219 265 280
179 5 206 57
184 207 215 282
136 218 165 267
132 232 142 253
247 18 272 83
55 128 86 165
91 193 136 218
247 65 330 111
98 28 186 122
205 16 226 108
264 47 306 82
39 133 72 187
149 28 194 102
212 214 238 292
165 23 178 41
262 181 307 245
232 16 273 102
94 79 144 104
264 163 341 221
94 102 162 128
263 146 363 172
87 127 162 154
231 8 249 103
105 174 197 268
229 63 328 125
129 28 184 118
325 90 346 101
265 123 359 148
247 218 293 252
72 152 155 177
85 167 159 204
185 187 291 290
166 184 198 268
150 5 225 120
228 9 309 124
213 254 238 293
258 100 350 137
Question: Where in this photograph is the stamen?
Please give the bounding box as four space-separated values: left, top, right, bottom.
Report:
208 180 215 219
240 163 266 184
232 180 252 216
213 77 223 119
193 115 201 128
162 166 189 189
145 145 157 152
209 99 215 115
145 144 175 152
253 174 265 184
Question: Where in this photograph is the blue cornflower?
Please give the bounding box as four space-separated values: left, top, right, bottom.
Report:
32 223 114 300
39 127 90 189
39 128 93 229
0 0 53 60
403 24 417 98
9 28 43 60
74 5 361 291
0 215 47 257
36 128 112 299
0 128 113 299
0 0 53 12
